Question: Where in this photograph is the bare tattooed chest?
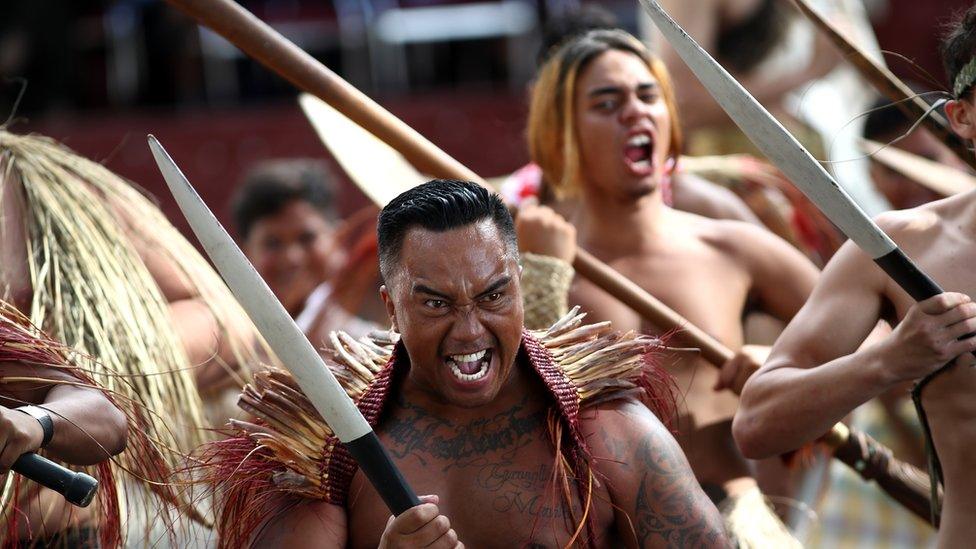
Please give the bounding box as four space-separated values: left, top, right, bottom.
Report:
344 397 615 548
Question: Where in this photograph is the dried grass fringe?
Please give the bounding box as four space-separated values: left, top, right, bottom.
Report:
0 300 189 547
0 129 277 540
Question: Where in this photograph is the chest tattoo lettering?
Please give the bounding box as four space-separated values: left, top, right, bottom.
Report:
383 396 546 466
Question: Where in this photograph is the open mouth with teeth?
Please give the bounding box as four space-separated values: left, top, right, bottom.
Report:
623 133 654 175
446 348 493 383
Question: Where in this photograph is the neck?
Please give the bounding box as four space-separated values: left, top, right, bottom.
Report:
575 183 667 257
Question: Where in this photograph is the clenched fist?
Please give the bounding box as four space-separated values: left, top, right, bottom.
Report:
379 495 463 549
515 200 577 263
0 406 44 473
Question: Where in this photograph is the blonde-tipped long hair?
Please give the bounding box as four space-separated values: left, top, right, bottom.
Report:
528 29 682 198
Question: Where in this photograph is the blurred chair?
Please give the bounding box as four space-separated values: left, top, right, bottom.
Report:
365 0 540 91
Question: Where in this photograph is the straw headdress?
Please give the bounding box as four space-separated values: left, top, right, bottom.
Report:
0 129 277 538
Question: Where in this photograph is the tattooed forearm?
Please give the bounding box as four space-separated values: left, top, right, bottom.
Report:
384 396 546 466
631 436 728 548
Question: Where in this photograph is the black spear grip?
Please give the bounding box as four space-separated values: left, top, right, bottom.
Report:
344 431 420 515
874 248 943 302
12 452 98 507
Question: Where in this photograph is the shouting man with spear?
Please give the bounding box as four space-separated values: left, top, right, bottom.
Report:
190 179 728 548
519 28 818 546
736 7 976 545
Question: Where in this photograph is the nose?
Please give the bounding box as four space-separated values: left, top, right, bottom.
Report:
620 93 649 124
283 242 305 267
447 305 488 346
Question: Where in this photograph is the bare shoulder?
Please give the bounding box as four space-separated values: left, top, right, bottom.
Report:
671 173 761 226
251 498 347 549
580 398 668 451
581 398 729 548
678 212 796 264
580 397 679 474
873 191 975 244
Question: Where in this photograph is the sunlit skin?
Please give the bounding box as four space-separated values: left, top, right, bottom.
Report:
563 49 818 501
737 93 976 547
243 199 344 316
252 219 728 548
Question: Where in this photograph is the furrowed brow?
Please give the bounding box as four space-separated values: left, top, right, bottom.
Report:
413 284 451 300
476 277 512 299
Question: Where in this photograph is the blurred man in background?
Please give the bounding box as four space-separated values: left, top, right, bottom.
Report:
234 159 378 341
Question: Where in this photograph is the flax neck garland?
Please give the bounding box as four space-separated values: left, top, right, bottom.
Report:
198 308 676 548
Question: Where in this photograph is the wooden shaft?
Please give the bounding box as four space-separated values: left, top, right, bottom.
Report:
165 0 728 361
170 4 932 515
827 422 940 526
789 0 976 170
167 0 481 183
861 139 976 196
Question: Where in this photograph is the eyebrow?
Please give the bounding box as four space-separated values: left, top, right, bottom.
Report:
475 276 512 299
412 276 512 301
588 82 658 98
413 284 451 299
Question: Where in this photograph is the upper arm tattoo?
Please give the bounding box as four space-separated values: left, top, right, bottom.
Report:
627 429 729 548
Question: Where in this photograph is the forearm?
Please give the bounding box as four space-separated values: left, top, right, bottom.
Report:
734 345 895 458
39 384 127 465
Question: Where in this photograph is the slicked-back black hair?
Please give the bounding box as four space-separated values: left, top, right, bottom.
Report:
232 159 337 239
377 179 517 282
942 4 976 98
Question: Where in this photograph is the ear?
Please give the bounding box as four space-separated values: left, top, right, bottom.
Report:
945 98 976 141
379 284 398 332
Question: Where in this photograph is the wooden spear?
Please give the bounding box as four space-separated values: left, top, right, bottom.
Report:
789 0 976 170
643 0 947 524
165 0 940 525
861 138 976 197
162 0 717 359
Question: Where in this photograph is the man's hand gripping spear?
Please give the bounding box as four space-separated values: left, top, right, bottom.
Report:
158 0 947 525
639 0 955 523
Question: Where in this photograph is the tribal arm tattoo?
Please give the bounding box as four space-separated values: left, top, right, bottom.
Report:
630 435 729 548
588 400 730 549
